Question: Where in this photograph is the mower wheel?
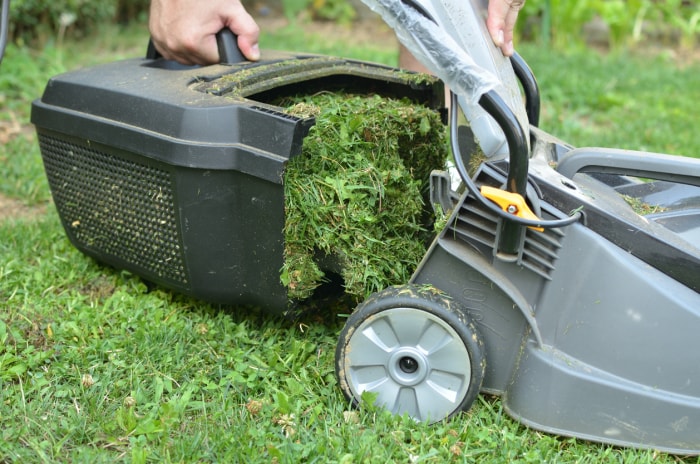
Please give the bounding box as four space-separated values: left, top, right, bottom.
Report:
335 285 485 423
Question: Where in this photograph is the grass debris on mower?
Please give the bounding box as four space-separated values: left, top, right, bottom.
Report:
281 92 448 301
30 0 700 455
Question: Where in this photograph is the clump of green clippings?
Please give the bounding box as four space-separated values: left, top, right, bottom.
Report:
281 93 448 301
622 194 666 216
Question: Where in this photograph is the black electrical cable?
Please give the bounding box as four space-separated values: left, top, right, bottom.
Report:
0 0 9 67
450 91 582 229
393 0 579 230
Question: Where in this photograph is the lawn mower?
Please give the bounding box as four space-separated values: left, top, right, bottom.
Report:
30 0 700 455
334 0 700 454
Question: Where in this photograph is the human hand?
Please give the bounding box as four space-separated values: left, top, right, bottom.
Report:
486 0 525 56
149 0 260 65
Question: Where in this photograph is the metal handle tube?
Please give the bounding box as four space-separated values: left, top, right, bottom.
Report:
478 90 529 197
510 52 541 127
0 0 10 67
478 90 529 254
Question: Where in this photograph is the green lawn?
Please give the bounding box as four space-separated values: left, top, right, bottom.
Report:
522 45 700 158
1 20 699 463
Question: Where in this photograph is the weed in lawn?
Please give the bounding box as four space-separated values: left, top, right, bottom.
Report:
281 92 448 302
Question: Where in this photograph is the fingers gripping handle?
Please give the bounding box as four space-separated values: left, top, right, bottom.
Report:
146 29 246 64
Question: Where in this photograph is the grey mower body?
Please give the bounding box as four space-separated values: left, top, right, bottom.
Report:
335 0 700 454
411 137 700 453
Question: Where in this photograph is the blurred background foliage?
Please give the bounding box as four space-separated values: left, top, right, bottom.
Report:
5 0 700 50
521 0 700 49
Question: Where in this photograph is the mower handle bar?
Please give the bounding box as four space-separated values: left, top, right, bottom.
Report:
0 0 9 66
392 0 579 235
146 29 246 64
510 52 540 127
451 91 581 232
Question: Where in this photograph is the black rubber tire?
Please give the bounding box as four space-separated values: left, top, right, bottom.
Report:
335 284 485 423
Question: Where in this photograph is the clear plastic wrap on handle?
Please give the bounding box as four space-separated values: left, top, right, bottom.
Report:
363 0 499 103
362 0 529 157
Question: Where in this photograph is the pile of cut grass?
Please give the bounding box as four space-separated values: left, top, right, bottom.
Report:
281 92 448 301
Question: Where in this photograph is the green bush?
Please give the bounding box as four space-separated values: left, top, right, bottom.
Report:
519 0 700 48
279 0 356 23
115 0 150 23
309 0 356 24
8 0 150 44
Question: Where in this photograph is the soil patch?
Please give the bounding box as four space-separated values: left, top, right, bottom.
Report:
0 194 47 222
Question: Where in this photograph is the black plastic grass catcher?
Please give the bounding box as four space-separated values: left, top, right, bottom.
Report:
30 44 445 314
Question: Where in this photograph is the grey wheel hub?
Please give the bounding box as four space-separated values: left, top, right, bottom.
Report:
344 307 472 423
389 348 429 386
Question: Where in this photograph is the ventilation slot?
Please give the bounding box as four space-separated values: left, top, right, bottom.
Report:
446 195 564 280
450 201 498 248
38 134 188 285
522 226 564 279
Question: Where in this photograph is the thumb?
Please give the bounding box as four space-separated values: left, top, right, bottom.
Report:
235 32 261 61
224 9 261 61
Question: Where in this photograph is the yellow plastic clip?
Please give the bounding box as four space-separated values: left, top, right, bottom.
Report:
480 185 544 232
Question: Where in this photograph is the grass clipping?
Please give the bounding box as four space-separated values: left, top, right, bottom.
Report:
281 93 448 301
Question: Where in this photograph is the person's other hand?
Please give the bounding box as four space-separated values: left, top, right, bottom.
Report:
149 0 260 65
487 0 525 56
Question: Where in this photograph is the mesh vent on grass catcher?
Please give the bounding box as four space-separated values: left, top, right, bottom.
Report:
38 134 188 285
